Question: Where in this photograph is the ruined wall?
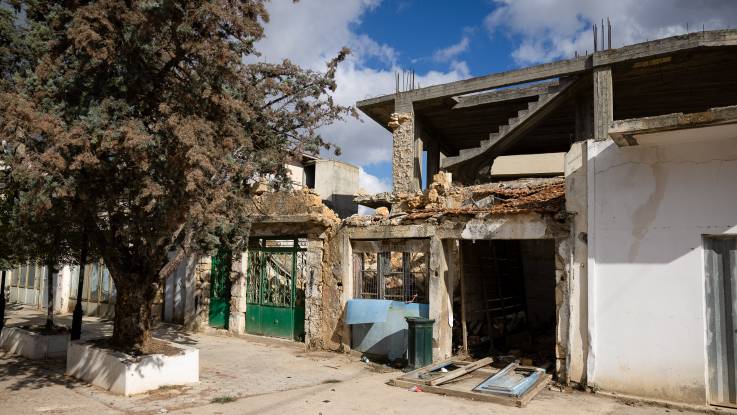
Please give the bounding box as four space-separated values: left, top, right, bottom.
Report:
304 235 347 351
564 141 589 386
588 136 737 404
241 189 344 350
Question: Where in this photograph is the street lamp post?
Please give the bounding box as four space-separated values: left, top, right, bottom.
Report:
0 269 6 333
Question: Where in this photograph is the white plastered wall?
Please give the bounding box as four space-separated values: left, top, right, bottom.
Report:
587 133 737 404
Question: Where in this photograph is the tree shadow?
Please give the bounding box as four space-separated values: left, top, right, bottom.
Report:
153 323 200 347
0 352 81 391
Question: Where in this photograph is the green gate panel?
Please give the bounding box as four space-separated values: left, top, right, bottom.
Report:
208 297 229 329
246 304 305 340
246 304 263 335
209 248 232 329
245 239 306 341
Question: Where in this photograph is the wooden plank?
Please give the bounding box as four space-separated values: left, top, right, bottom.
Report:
398 357 457 380
429 357 493 386
517 374 552 408
391 378 520 407
460 243 468 355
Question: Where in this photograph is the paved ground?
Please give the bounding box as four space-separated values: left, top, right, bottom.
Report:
0 306 728 414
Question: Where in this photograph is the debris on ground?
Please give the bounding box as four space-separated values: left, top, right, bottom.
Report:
391 357 550 408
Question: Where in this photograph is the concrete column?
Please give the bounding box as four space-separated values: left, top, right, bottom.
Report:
554 237 571 382
593 67 613 141
413 136 423 191
53 265 72 314
429 237 452 361
304 239 324 349
183 254 200 330
188 256 211 331
228 252 248 335
389 97 416 193
339 232 353 352
564 141 589 385
426 139 440 186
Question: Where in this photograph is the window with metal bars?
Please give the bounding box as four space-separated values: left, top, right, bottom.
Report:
353 251 428 303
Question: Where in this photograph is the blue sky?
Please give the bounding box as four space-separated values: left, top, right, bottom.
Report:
353 0 519 189
257 0 737 197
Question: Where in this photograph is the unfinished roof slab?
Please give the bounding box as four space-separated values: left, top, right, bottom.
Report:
357 30 737 128
608 105 737 146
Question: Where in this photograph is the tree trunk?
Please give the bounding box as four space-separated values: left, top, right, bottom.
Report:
45 260 55 329
112 279 158 352
71 232 88 340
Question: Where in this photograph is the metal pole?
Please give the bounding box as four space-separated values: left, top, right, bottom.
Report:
71 231 88 340
0 270 6 333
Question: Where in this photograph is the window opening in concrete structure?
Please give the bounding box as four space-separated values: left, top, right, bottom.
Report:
705 236 737 407
353 251 428 303
304 163 315 189
455 239 556 374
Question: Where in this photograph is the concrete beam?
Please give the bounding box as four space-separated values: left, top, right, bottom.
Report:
608 105 737 146
356 30 737 114
451 80 559 109
405 56 589 104
592 29 737 67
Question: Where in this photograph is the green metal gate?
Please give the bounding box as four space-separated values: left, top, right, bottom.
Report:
208 248 232 329
246 238 306 341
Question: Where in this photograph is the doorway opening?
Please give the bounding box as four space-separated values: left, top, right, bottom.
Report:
454 239 557 373
208 247 232 329
245 237 307 341
705 236 737 408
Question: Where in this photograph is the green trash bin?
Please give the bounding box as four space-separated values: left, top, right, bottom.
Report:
406 316 434 370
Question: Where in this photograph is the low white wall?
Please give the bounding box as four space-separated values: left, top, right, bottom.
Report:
66 339 199 395
0 327 69 359
587 136 737 403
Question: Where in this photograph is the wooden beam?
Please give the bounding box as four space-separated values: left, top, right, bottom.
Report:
452 80 559 110
460 243 468 356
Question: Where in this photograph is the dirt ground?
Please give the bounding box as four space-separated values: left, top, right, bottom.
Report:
0 306 729 415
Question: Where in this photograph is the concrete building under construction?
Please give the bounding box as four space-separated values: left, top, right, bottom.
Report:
5 29 737 409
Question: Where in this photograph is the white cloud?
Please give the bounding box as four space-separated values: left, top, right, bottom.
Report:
357 167 391 215
256 0 469 171
358 167 391 194
485 0 737 65
433 36 470 62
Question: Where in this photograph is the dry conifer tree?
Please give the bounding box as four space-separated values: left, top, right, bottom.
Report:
0 0 351 351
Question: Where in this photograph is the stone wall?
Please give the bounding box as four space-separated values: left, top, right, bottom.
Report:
389 112 415 193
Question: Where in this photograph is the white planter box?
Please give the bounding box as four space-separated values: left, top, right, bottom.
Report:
0 327 70 360
65 338 199 396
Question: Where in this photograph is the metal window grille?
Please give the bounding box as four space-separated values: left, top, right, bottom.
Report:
354 251 428 303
